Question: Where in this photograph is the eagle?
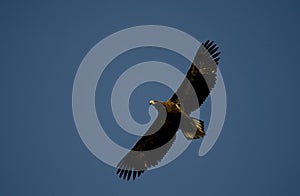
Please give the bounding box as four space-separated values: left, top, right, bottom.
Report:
116 40 220 180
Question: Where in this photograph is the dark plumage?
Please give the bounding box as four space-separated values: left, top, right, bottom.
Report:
116 40 221 180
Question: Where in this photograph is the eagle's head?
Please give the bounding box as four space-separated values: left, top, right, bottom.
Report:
149 100 165 112
149 100 158 105
149 100 167 122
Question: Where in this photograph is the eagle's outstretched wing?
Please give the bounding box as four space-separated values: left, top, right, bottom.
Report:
169 40 220 114
116 113 178 180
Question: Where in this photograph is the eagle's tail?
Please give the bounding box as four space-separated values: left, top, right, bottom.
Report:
181 118 205 140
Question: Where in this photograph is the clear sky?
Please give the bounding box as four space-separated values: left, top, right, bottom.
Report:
1 0 300 195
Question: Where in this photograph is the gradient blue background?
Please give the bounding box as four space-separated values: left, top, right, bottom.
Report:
1 0 299 195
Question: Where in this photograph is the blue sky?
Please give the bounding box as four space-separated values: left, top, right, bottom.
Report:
1 0 300 195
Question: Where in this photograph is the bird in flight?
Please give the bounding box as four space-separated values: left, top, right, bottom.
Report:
116 40 221 180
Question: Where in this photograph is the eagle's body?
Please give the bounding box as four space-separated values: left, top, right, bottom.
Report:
116 40 221 180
